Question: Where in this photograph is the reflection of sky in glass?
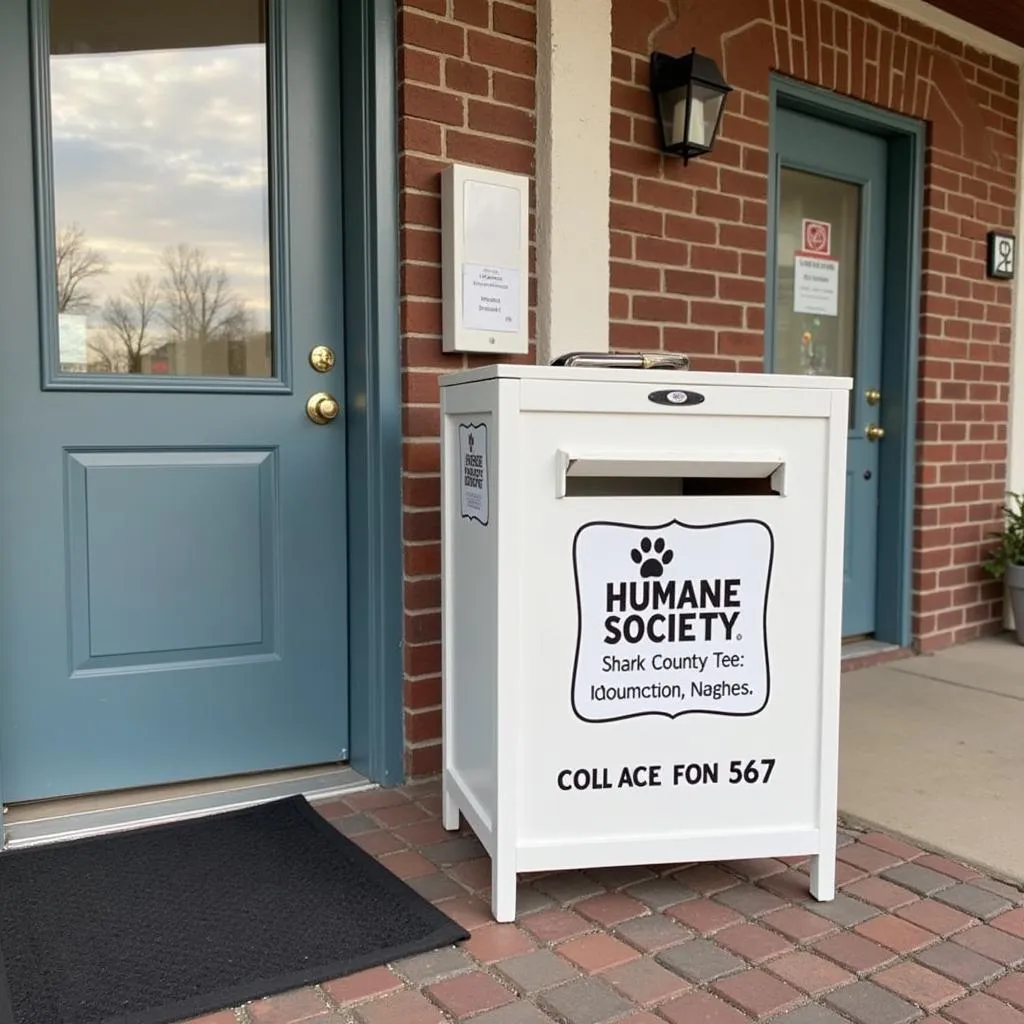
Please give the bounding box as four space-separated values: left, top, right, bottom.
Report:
50 44 271 328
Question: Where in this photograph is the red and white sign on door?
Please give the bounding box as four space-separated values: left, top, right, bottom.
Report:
801 219 831 256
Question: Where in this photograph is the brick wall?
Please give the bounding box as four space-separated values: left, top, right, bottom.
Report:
398 0 537 776
608 0 1019 652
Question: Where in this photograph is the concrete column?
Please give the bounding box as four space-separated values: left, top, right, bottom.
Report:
535 0 612 363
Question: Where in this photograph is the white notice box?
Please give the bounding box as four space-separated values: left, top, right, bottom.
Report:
440 365 852 923
442 165 529 355
794 254 839 316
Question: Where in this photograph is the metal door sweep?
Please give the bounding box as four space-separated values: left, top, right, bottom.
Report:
551 352 690 370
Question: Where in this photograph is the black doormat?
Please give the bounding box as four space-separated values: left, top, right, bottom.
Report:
0 795 469 1024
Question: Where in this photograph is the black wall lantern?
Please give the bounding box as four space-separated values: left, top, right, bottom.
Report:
649 48 732 163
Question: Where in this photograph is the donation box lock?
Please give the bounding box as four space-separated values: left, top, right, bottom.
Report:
439 363 852 923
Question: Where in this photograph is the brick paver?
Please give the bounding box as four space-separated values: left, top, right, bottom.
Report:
872 961 967 1010
165 784 1024 1024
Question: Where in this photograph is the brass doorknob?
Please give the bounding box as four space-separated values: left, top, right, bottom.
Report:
865 423 885 442
307 392 340 424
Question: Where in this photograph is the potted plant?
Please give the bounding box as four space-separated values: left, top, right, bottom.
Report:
983 491 1024 644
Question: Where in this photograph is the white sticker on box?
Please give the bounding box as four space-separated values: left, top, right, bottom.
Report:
458 423 489 526
571 519 773 722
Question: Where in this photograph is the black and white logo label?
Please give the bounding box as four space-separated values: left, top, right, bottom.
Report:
458 423 489 525
571 520 773 722
648 389 705 408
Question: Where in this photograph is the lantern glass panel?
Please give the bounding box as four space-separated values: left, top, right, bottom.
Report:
688 82 725 150
655 86 682 148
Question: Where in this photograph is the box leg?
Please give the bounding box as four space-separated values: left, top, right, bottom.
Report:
491 855 517 923
809 844 836 901
442 779 460 831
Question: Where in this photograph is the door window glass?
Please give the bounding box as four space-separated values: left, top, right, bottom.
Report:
772 168 860 380
48 0 273 377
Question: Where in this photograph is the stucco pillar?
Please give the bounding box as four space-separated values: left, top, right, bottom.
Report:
535 0 612 363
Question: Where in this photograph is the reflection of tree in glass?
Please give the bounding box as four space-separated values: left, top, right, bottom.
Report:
56 230 257 375
92 274 159 374
55 223 108 313
159 243 251 349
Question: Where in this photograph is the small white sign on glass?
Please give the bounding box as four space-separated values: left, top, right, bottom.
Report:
793 255 839 317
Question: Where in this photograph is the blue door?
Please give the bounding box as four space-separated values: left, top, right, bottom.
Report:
0 0 349 802
771 108 888 638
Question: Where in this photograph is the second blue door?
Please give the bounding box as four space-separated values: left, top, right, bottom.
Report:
772 108 889 638
0 0 350 802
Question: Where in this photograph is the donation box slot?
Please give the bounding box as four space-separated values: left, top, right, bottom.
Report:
558 451 786 498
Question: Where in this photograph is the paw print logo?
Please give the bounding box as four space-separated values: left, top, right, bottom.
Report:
631 537 674 578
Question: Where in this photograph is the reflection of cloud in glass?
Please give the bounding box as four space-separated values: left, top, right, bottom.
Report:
50 45 271 326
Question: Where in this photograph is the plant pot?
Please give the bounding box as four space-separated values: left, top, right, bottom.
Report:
1006 564 1024 645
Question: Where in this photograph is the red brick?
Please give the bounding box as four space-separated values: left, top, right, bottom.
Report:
427 972 515 1018
633 295 686 322
843 877 920 911
400 11 466 57
945 993 1024 1024
453 0 488 28
812 931 898 972
766 951 854 995
898 899 977 937
400 47 442 85
988 973 1024 1011
557 932 640 972
468 99 533 140
467 30 536 75
873 962 967 1010
446 131 533 173
994 909 1024 939
666 270 716 297
660 991 752 1024
855 914 937 953
838 842 905 873
520 908 591 943
493 71 534 108
463 923 536 962
493 2 535 40
445 57 489 94
574 893 649 927
716 923 793 963
712 969 804 1018
763 906 837 942
954 924 1024 965
665 898 743 935
604 959 690 1005
249 987 329 1022
378 849 437 879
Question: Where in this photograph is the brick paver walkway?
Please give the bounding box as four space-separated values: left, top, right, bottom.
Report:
181 779 1024 1024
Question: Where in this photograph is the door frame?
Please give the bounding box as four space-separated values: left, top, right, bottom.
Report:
340 0 404 786
766 75 925 650
0 0 404 811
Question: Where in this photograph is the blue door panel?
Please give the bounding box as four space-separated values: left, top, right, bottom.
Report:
774 108 888 638
0 0 350 802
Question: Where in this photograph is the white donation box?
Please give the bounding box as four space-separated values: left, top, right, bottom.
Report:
439 365 851 923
